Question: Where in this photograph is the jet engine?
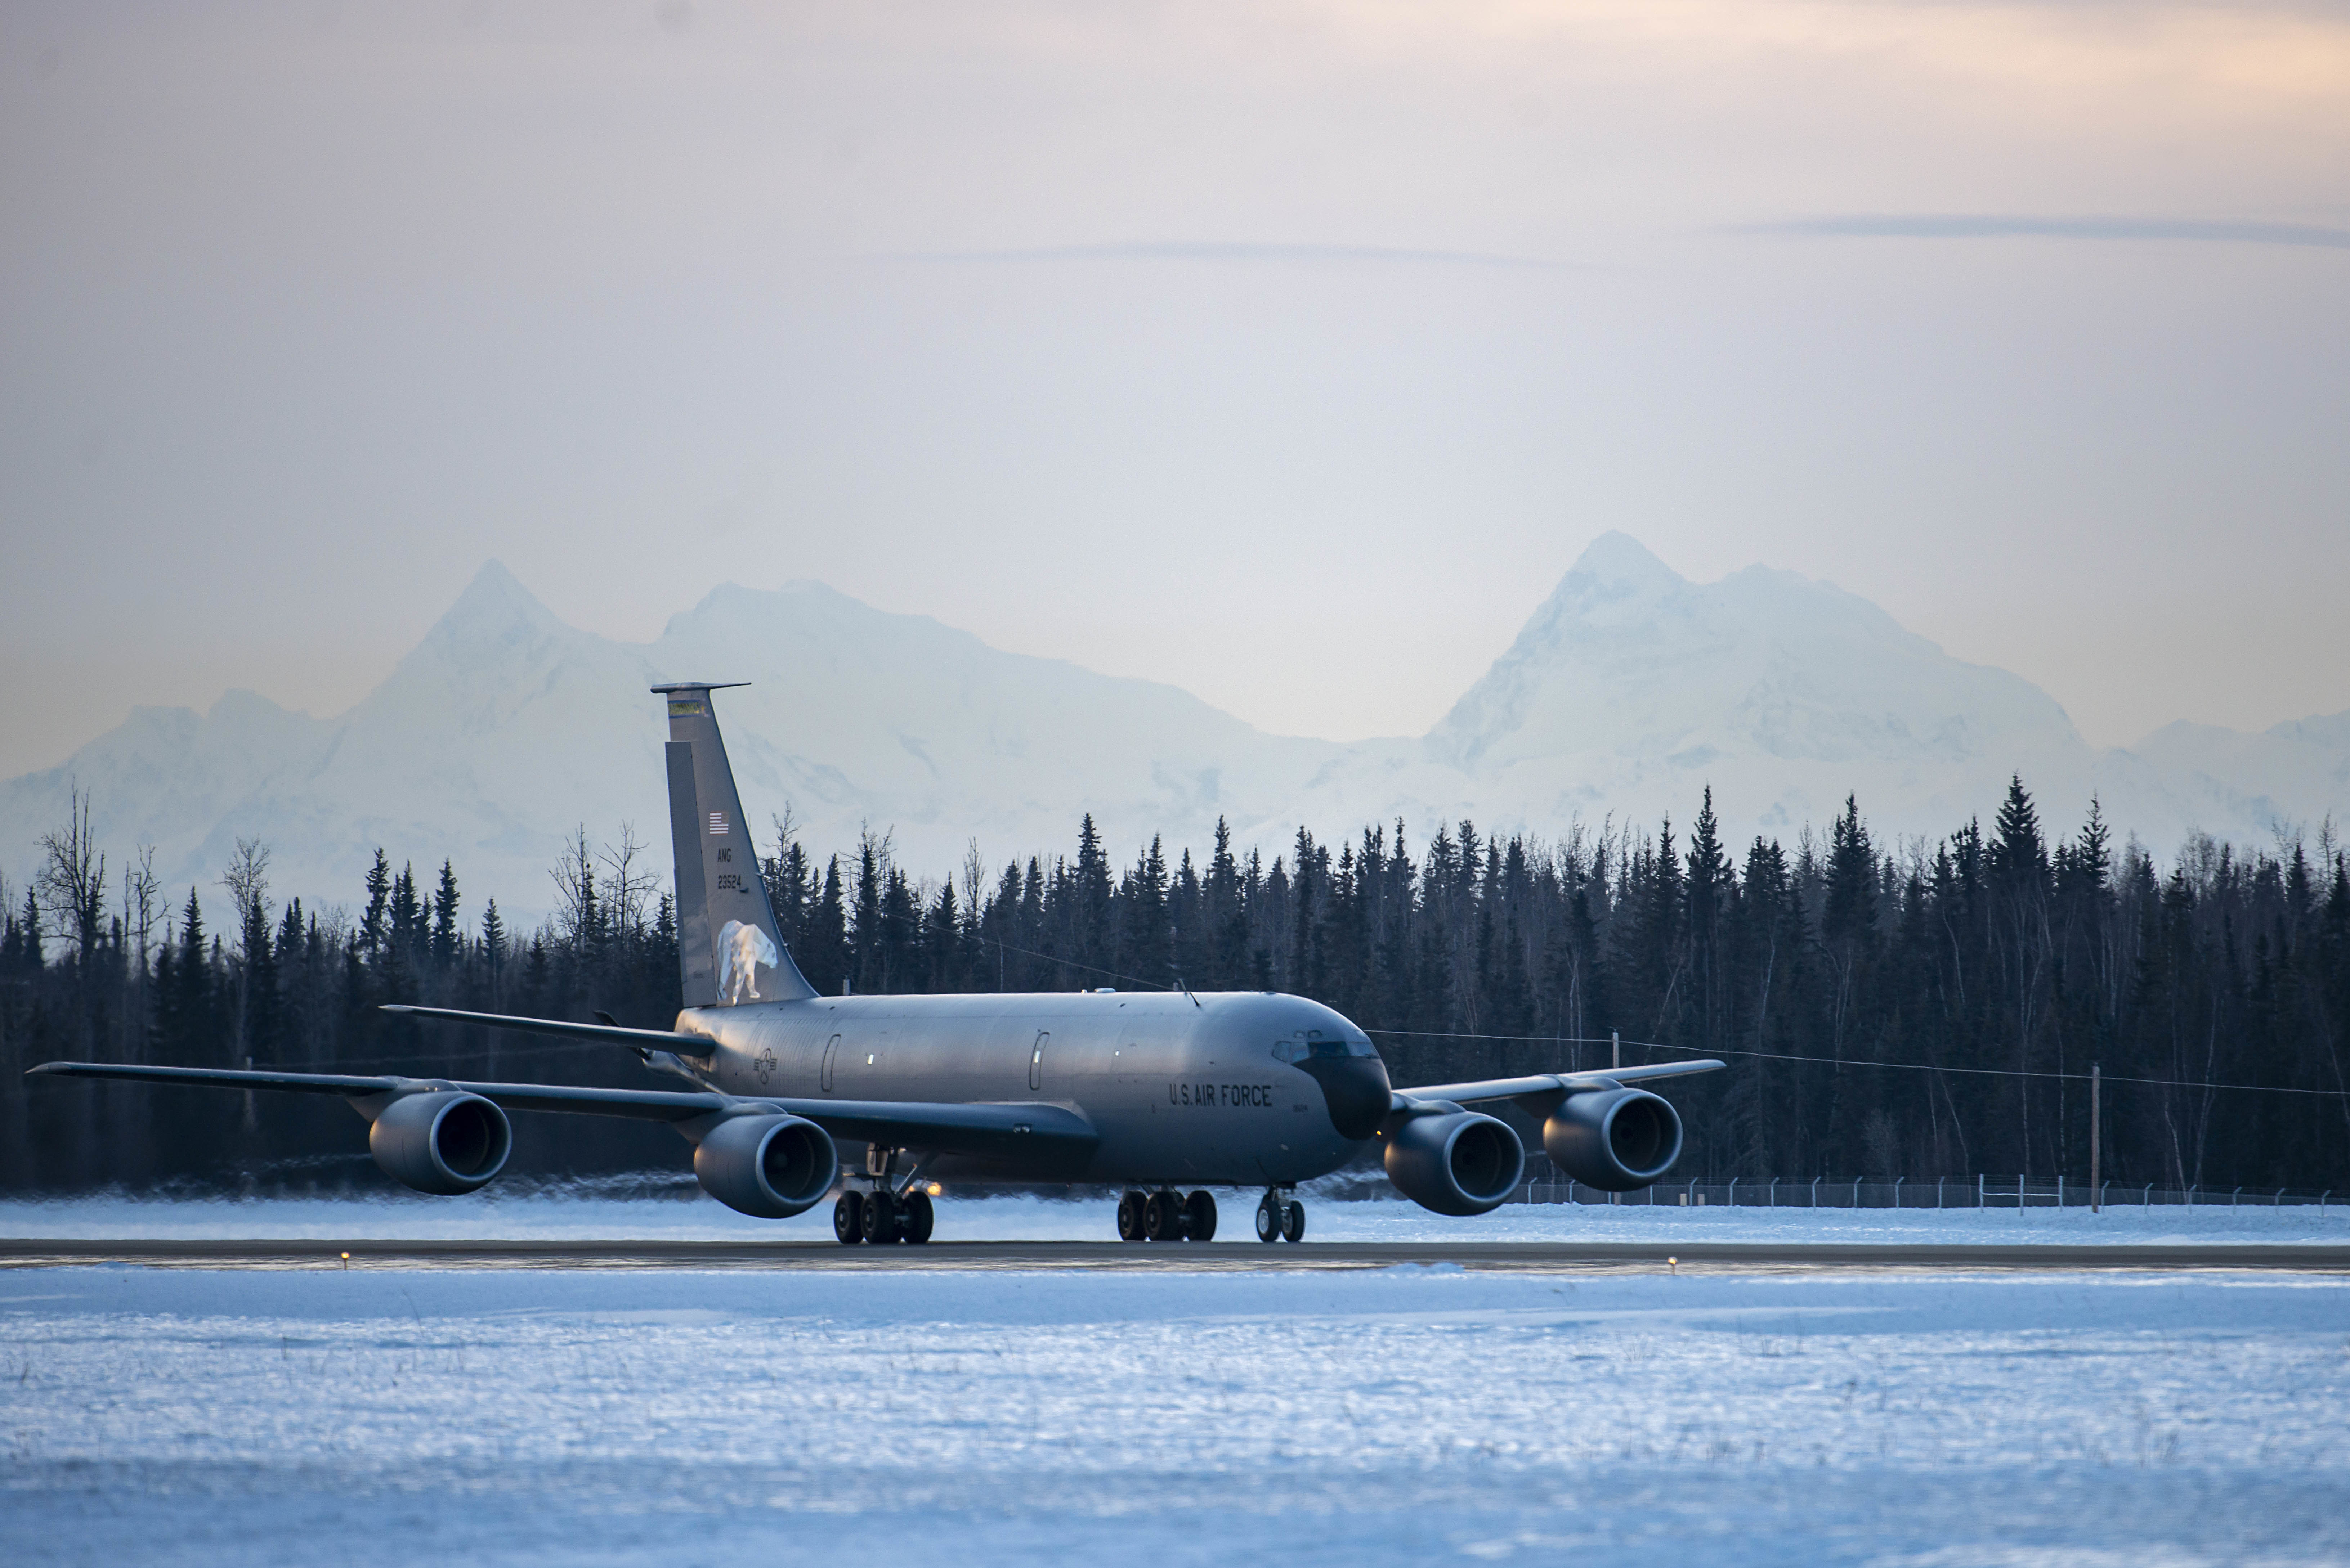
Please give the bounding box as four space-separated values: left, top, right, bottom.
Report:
1384 1110 1525 1216
693 1113 840 1219
368 1090 513 1195
1543 1088 1682 1191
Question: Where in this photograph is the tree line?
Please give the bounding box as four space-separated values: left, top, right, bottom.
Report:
4 780 2347 1194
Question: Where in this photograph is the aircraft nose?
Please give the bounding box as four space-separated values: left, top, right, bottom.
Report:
1295 1054 1394 1141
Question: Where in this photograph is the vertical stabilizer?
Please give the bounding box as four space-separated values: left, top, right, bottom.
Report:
654 684 817 1007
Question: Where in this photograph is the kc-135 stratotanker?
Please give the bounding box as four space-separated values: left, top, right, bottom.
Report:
31 685 1723 1243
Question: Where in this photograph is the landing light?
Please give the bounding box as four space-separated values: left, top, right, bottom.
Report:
927 1182 944 1197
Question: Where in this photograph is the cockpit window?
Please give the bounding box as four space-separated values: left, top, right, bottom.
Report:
1271 1029 1378 1062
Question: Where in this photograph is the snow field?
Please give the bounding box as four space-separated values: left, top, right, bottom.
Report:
4 1264 2347 1565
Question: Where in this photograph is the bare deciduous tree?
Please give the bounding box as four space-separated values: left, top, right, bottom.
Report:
122 845 160 981
219 837 272 951
599 823 657 944
36 785 107 960
962 837 986 930
549 825 600 953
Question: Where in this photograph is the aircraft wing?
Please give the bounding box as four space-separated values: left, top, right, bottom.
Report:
1395 1058 1726 1108
26 1061 1097 1158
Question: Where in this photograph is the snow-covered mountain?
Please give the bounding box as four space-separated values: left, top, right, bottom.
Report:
1290 533 2105 847
0 562 1342 923
4 540 2342 925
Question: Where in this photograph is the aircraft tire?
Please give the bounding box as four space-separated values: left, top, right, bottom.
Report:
1281 1201 1306 1243
902 1189 935 1244
1183 1190 1217 1242
1117 1190 1147 1241
863 1189 899 1244
1144 1190 1181 1242
1254 1194 1280 1243
834 1191 864 1245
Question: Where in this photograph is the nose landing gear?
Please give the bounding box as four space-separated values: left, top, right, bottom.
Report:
1254 1189 1304 1243
1116 1188 1218 1241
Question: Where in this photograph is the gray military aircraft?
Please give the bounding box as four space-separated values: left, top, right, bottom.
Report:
31 684 1722 1244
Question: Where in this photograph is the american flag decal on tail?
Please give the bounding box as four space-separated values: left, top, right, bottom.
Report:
708 812 728 835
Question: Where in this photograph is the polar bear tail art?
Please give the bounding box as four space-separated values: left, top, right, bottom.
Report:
716 919 782 1004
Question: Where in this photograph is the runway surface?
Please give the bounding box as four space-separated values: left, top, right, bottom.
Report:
5 1236 2345 1271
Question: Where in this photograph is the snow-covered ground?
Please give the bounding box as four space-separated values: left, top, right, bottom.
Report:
3 1182 2345 1245
3 1263 2345 1565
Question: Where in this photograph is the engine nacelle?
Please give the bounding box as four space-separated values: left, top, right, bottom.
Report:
693 1113 840 1219
1384 1110 1525 1216
368 1090 513 1195
1543 1088 1683 1191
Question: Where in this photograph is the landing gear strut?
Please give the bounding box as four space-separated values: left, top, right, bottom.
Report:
1255 1188 1304 1243
1117 1188 1217 1242
833 1146 936 1245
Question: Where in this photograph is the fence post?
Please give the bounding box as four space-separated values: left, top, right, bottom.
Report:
1728 1177 1738 1209
1854 1176 1863 1209
2058 1174 2064 1209
2232 1187 2242 1208
2144 1184 2151 1209
1813 1176 1822 1208
1894 1176 1904 1210
1979 1173 1986 1208
2275 1189 2283 1207
1769 1178 1778 1208
2017 1174 2024 1216
2324 1191 2331 1217
2089 1063 2101 1212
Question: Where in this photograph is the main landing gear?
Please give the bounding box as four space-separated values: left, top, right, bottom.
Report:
835 1145 934 1245
834 1186 934 1245
1117 1188 1217 1242
1254 1189 1305 1244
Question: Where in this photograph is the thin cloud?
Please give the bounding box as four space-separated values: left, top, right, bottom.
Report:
876 241 1585 270
1741 214 2350 250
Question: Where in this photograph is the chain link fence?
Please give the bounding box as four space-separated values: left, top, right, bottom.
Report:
1512 1168 2341 1212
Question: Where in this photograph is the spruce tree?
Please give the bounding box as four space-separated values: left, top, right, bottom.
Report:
361 850 391 958
430 861 460 971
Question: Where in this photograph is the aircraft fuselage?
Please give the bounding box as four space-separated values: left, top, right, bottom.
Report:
672 987 1393 1187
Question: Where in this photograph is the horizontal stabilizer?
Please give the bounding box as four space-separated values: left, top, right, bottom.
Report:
380 1004 715 1052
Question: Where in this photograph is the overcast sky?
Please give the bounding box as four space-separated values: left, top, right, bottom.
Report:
4 0 2346 781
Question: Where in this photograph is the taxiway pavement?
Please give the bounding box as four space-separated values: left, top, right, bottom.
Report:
4 1237 2345 1272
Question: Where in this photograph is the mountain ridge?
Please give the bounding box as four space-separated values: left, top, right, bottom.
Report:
5 542 2343 925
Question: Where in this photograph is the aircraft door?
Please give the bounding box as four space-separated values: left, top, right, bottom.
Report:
820 1033 841 1093
1029 1031 1048 1093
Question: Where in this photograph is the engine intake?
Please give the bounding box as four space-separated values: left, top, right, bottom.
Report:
693 1114 840 1219
1543 1088 1682 1191
368 1090 512 1195
1384 1110 1525 1216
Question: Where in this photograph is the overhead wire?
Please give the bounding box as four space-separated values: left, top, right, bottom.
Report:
1362 1027 2350 1099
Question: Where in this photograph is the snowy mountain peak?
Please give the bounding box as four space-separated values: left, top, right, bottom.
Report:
1423 539 2090 815
421 560 565 649
1564 530 1684 596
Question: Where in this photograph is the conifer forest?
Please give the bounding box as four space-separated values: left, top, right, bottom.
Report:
4 779 2347 1195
